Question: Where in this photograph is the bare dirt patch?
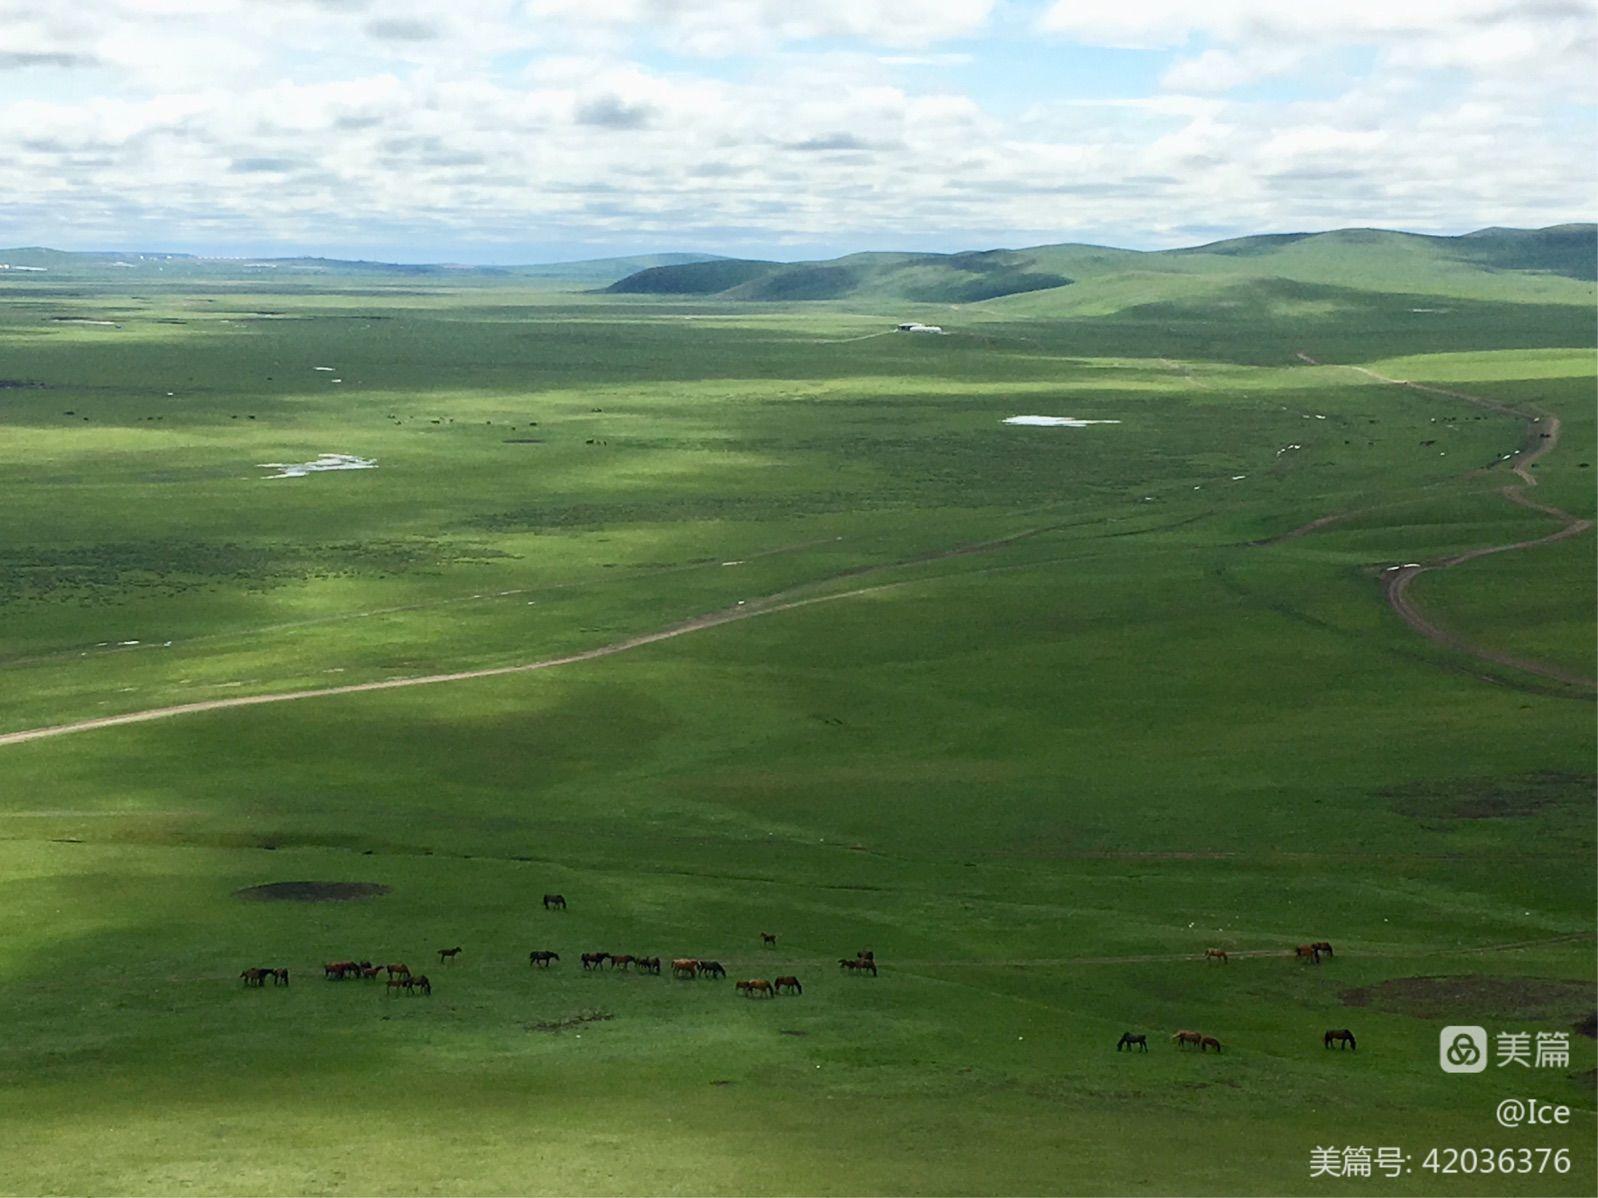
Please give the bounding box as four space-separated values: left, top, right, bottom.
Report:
1341 975 1595 1022
234 881 391 902
525 1009 614 1033
1379 771 1594 821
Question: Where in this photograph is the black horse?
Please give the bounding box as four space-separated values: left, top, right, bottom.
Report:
529 950 560 967
543 893 567 910
697 960 726 979
1116 1032 1148 1053
1324 1028 1356 1051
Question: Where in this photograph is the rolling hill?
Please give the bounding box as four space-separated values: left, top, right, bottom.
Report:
604 224 1597 310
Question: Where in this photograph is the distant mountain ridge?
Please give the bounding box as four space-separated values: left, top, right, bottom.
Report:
0 248 725 285
3 227 1592 310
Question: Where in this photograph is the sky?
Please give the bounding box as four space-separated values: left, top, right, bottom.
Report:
2 0 1594 262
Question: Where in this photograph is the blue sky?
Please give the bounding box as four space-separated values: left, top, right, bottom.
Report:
1 0 1593 263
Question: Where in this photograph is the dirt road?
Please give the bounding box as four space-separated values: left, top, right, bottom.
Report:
0 515 1106 749
1288 354 1593 692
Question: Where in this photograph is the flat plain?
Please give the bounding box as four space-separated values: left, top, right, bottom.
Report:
0 232 1593 1195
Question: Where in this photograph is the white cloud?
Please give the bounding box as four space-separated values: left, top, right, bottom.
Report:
0 0 1589 254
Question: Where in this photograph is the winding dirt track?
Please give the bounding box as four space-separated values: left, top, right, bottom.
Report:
0 586 888 748
0 518 1091 749
1288 354 1594 692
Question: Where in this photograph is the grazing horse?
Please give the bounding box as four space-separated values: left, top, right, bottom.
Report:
359 965 383 980
1204 948 1229 964
1200 1036 1223 1053
840 956 878 976
528 950 559 967
774 976 803 995
580 952 609 971
386 976 409 995
410 975 432 996
241 967 269 987
1294 944 1321 964
736 979 775 998
636 957 661 975
609 954 635 971
542 893 567 910
1312 941 1335 958
1324 1028 1356 1051
386 963 411 979
1116 1033 1148 1052
697 960 726 979
1171 1030 1204 1050
324 960 356 980
438 946 462 964
269 967 290 986
760 932 777 947
672 958 699 979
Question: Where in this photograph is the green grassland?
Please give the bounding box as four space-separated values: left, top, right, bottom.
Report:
0 235 1593 1196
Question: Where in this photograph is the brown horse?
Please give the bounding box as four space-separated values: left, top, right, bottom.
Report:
542 893 566 910
528 950 559 967
580 952 609 971
1312 941 1334 958
760 932 777 947
1204 948 1229 964
1294 944 1321 964
1116 1032 1147 1052
359 965 384 980
1200 1036 1223 1053
636 957 661 975
386 962 411 978
1324 1028 1356 1050
774 975 803 994
736 979 775 998
671 958 699 978
697 960 727 979
1171 1030 1204 1049
437 946 462 964
410 975 431 996
609 954 635 971
386 976 409 995
839 957 878 976
269 967 290 985
324 960 357 980
240 967 269 987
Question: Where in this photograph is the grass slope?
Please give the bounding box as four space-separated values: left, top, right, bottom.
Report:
0 257 1592 1195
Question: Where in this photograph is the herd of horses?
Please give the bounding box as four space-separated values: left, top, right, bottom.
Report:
247 896 1353 1056
1119 940 1353 1056
1112 1025 1355 1055
243 933 873 1005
